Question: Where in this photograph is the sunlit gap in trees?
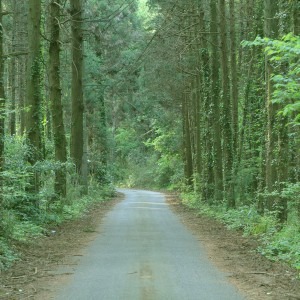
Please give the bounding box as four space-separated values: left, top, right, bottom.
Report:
137 0 157 31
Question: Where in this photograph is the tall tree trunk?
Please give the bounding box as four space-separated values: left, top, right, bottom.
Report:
264 0 279 211
97 89 108 181
191 3 202 192
70 0 85 185
19 1 28 135
26 0 42 194
0 0 6 205
9 0 17 135
81 112 88 194
19 58 26 135
292 0 300 216
229 0 239 158
277 114 289 222
49 0 67 198
210 0 223 201
275 0 294 222
182 90 193 187
219 0 235 207
197 6 214 201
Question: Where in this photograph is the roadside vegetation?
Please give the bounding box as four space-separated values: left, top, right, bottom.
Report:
181 191 300 273
0 133 115 269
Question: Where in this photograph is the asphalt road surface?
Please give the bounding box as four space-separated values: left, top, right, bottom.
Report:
55 189 245 300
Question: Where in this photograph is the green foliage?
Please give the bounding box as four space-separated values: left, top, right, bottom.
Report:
235 164 260 203
180 190 299 272
2 136 71 222
115 127 140 160
220 207 277 236
0 238 17 270
3 136 34 216
10 221 44 242
144 127 184 189
113 121 184 189
281 182 300 204
258 223 300 270
0 181 116 270
242 33 300 123
181 191 203 209
0 134 116 270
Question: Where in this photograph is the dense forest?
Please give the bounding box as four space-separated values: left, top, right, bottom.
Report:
0 0 299 272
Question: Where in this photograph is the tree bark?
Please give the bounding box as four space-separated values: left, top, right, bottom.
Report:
9 0 17 135
219 0 235 207
191 2 202 192
264 0 279 211
19 1 28 135
210 0 223 202
26 0 42 194
49 0 67 198
182 89 193 187
198 6 214 201
70 0 84 182
0 0 6 205
229 0 239 158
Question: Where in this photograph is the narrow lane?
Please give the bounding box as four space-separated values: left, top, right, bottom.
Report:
55 189 245 300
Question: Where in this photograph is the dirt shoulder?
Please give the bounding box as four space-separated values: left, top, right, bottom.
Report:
166 194 300 300
0 193 124 300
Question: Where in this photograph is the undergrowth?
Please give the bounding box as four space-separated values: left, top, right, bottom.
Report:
0 135 116 270
0 181 115 270
181 191 300 273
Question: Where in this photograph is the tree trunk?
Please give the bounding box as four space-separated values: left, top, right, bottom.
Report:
277 114 289 222
70 0 85 183
210 0 223 202
264 0 279 211
219 0 235 207
26 0 42 194
9 0 17 135
182 90 193 187
191 3 202 193
19 58 26 135
97 89 108 181
0 0 6 204
229 0 239 158
19 1 28 135
198 6 214 201
49 0 67 198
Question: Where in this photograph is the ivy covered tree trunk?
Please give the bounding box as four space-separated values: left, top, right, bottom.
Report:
9 0 17 135
229 0 239 159
198 7 214 202
70 0 85 184
210 0 223 202
264 0 280 212
191 2 202 192
0 0 5 204
19 1 28 135
182 91 193 187
49 0 67 198
26 0 42 194
219 0 235 207
88 89 108 184
97 90 108 181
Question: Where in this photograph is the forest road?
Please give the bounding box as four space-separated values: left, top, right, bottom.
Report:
54 189 245 300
